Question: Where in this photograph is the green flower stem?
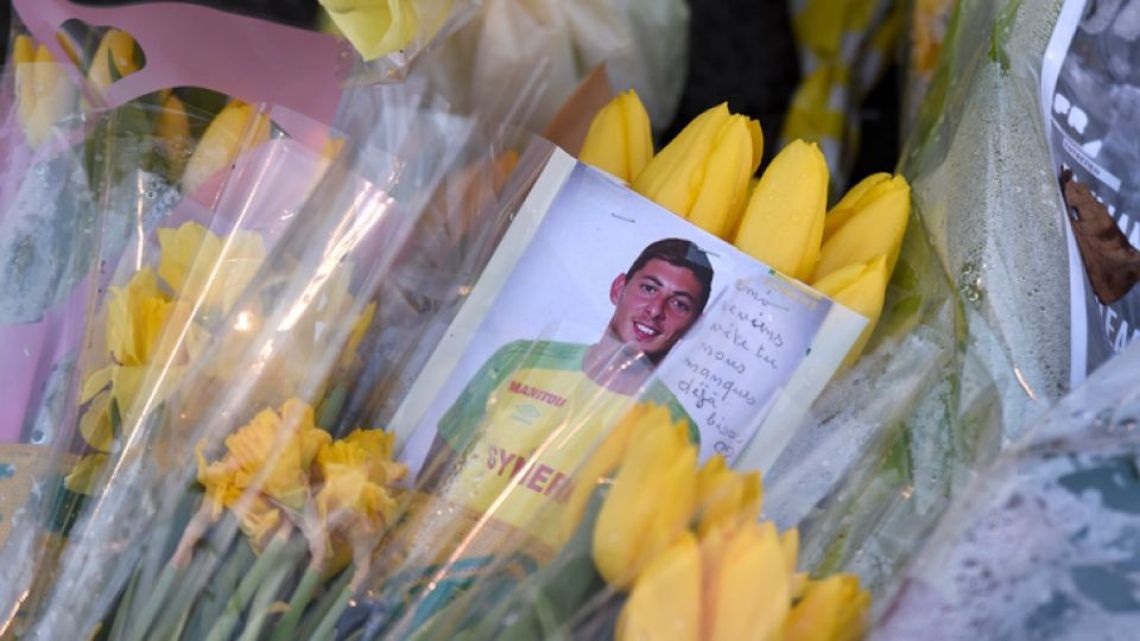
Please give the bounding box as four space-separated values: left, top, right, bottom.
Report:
308 587 354 641
123 562 179 641
294 570 351 640
107 567 141 641
235 561 293 641
269 566 323 641
203 532 293 641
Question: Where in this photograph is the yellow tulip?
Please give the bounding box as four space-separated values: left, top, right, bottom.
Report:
15 40 77 147
822 172 891 239
157 221 267 312
319 0 421 61
580 90 654 184
593 420 697 588
703 522 790 641
157 93 192 181
87 29 140 94
560 403 659 543
813 254 889 366
695 455 762 535
784 574 870 641
13 35 36 130
182 100 272 195
734 140 829 281
814 174 910 281
106 268 173 367
633 104 763 239
618 532 701 641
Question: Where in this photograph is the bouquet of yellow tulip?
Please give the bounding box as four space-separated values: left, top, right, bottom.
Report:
582 90 910 409
350 403 869 641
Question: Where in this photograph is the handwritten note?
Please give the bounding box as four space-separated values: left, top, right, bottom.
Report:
655 274 831 463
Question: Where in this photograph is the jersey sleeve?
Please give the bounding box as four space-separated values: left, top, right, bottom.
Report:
436 340 529 450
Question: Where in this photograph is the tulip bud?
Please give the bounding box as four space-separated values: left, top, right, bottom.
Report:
815 174 910 281
593 420 697 588
633 104 763 239
734 140 829 281
703 522 791 641
617 532 701 641
87 29 140 94
13 35 37 130
15 39 78 148
319 0 420 61
695 455 762 535
784 574 870 641
823 172 891 239
579 90 654 184
813 255 889 366
157 93 192 181
182 101 272 195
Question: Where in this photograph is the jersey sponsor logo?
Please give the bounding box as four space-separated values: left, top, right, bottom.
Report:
507 380 568 408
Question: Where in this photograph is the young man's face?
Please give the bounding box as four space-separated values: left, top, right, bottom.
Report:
608 258 705 361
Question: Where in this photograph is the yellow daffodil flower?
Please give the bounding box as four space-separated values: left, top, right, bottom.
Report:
106 268 172 367
157 221 266 312
580 90 654 184
64 453 110 495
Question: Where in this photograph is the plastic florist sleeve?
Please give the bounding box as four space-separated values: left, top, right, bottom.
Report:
872 340 1140 638
765 0 1139 600
295 86 918 638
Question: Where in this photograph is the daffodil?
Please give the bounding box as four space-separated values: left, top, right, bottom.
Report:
593 417 697 587
784 574 870 641
64 453 110 495
157 221 267 312
339 428 407 485
197 399 332 519
106 268 173 367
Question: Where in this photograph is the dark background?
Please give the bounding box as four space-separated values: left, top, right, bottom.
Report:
0 0 900 176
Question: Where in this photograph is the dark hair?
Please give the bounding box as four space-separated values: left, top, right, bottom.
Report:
626 238 714 314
